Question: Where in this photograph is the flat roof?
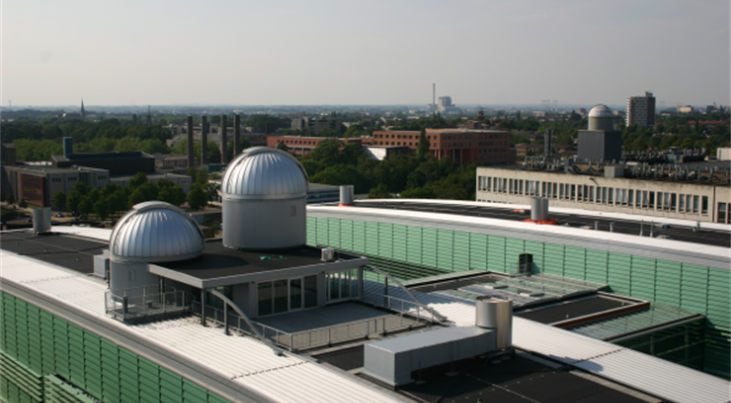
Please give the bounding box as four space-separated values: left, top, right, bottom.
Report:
0 231 106 274
53 151 151 162
395 354 652 403
151 239 366 288
345 200 731 248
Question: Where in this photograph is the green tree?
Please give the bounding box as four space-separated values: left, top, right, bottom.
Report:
187 185 208 210
417 128 429 159
93 197 111 221
128 182 158 206
52 192 67 210
158 185 186 206
68 192 82 212
78 196 94 215
109 189 129 215
276 141 289 151
195 168 209 186
5 192 16 205
18 198 28 208
128 172 148 190
368 184 391 199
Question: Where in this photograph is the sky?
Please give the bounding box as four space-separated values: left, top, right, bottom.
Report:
3 0 729 107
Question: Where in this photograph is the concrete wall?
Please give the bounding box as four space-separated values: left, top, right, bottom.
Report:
476 167 730 223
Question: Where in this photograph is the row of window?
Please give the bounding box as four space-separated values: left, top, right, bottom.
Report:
477 176 711 216
51 176 80 183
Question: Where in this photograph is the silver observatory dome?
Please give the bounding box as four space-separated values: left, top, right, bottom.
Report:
221 147 309 250
109 201 204 263
588 104 615 131
222 147 308 199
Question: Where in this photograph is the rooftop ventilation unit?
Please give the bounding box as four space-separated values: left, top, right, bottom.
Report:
476 296 513 349
339 185 354 206
32 208 51 234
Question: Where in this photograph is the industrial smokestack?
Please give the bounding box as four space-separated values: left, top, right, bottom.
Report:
201 116 209 165
432 83 436 116
63 137 73 157
221 115 228 164
544 129 552 157
186 116 194 169
233 114 241 157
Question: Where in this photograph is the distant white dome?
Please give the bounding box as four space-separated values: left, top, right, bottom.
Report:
588 104 613 118
221 147 309 200
110 201 204 263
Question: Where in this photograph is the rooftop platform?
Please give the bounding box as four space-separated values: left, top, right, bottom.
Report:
150 239 367 288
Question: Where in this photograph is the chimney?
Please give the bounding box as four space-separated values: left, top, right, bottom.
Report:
476 296 513 349
221 115 228 164
233 114 241 157
201 116 209 165
186 116 194 169
339 185 355 206
63 137 73 157
544 129 552 157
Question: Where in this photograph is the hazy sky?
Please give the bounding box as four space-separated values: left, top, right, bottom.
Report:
3 0 728 107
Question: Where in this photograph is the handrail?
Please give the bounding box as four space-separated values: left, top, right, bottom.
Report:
207 289 285 356
366 265 447 322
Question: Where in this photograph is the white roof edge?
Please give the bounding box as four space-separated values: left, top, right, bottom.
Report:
308 205 731 260
358 199 731 232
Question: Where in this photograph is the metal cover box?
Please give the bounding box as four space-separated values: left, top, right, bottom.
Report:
362 326 495 386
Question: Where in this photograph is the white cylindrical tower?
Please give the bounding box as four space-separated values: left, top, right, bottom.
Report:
588 104 615 131
221 147 309 250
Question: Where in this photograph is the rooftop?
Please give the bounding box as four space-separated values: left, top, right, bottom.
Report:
330 200 731 248
1 226 729 403
150 239 365 288
53 151 152 162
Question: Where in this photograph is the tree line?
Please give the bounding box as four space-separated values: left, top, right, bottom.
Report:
296 130 477 201
40 170 218 221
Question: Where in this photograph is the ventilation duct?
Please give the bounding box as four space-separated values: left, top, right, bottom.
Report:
339 185 354 206
476 296 513 349
530 198 549 221
32 208 52 234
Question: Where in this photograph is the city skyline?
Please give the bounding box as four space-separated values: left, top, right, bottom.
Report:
3 0 728 106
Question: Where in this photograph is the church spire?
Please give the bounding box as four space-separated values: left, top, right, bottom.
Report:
80 99 86 120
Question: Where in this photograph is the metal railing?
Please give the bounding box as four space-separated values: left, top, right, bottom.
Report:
192 301 425 352
106 289 192 323
381 294 441 323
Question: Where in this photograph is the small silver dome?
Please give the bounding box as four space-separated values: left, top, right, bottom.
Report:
110 201 204 263
588 104 613 118
221 147 309 200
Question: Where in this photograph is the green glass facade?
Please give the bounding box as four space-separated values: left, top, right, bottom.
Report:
307 216 731 379
0 292 230 403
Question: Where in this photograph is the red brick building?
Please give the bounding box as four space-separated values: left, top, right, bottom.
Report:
266 136 363 156
369 129 511 166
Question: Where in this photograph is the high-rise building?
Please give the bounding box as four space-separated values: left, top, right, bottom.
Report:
626 92 656 128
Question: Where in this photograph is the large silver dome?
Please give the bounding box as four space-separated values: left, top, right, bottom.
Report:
221 147 308 200
109 201 204 263
588 104 613 118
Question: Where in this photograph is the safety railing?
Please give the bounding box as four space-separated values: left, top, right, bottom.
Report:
105 290 192 323
192 302 425 352
381 294 442 323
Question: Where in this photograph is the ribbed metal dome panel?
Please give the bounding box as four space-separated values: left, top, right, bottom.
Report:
221 147 309 200
110 201 204 262
588 104 613 118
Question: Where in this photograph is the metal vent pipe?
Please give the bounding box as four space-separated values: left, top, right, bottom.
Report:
530 198 549 221
32 208 52 234
339 185 354 206
476 296 513 349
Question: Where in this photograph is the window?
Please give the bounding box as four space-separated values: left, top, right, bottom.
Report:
702 196 708 215
570 185 576 200
258 274 318 317
671 193 677 211
718 203 727 223
628 190 633 206
693 195 699 213
679 194 685 212
326 270 358 302
577 185 584 201
649 192 655 209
